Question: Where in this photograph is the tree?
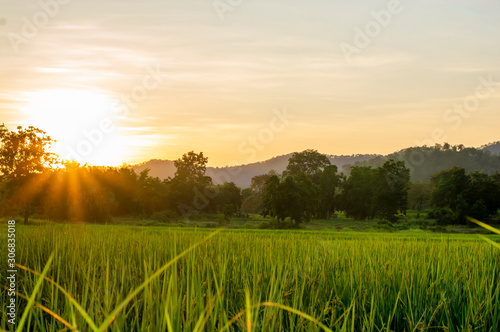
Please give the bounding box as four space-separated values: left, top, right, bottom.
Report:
339 166 375 220
372 160 410 222
430 167 468 211
241 171 278 213
213 182 242 212
0 125 58 224
173 151 210 183
408 182 432 211
167 151 212 216
429 168 500 224
0 125 57 180
263 173 318 224
262 175 281 219
222 204 236 220
292 172 318 223
250 171 278 195
339 160 410 221
462 171 500 218
316 165 341 219
284 149 331 177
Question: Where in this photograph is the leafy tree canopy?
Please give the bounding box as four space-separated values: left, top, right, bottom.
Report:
0 125 58 180
284 149 331 177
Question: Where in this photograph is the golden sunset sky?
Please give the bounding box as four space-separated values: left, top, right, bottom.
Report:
1 0 499 166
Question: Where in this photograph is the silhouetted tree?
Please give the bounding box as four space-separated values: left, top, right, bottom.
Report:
167 151 212 216
241 171 278 213
430 167 500 224
339 166 375 220
0 125 58 224
431 167 469 211
408 181 432 211
284 149 331 177
316 165 341 219
340 160 410 221
372 160 410 222
263 173 318 224
213 182 242 212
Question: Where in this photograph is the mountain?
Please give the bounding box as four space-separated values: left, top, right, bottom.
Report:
346 143 500 182
133 159 177 180
132 153 379 188
481 141 500 155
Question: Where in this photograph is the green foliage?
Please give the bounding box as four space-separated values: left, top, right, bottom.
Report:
373 160 411 222
430 167 468 210
427 208 457 225
316 165 341 219
173 150 209 182
340 166 375 220
241 192 265 213
407 181 432 210
0 125 58 180
263 173 318 224
213 182 242 213
284 149 331 177
258 220 301 229
340 160 410 222
222 203 236 220
430 167 500 224
167 151 213 215
241 171 277 213
264 154 341 224
151 210 179 223
0 125 58 223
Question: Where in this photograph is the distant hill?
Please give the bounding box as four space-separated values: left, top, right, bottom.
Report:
132 141 500 187
346 144 500 182
481 141 500 155
132 153 378 188
133 159 177 180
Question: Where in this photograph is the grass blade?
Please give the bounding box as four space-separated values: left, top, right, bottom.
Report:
16 253 54 332
466 217 500 235
98 229 221 331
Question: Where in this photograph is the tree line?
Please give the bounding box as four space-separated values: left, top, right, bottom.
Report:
1 125 499 225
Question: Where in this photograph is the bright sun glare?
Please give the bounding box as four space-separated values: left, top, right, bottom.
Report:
20 89 128 166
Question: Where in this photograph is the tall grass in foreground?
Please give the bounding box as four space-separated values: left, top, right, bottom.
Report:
1 225 499 331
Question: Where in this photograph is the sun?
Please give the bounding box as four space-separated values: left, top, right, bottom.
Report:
19 89 128 166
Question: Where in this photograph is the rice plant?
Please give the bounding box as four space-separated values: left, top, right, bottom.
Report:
1 224 499 331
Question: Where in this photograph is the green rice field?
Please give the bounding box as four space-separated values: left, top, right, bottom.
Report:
1 225 499 331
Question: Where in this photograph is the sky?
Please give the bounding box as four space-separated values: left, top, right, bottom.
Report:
1 0 499 166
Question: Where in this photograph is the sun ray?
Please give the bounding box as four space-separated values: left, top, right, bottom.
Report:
75 165 114 222
5 172 53 221
66 164 85 222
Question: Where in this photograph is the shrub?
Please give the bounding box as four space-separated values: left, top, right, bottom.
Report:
428 208 456 225
468 200 489 221
258 220 301 230
222 204 236 220
151 210 179 223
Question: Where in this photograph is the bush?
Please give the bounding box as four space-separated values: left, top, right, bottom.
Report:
151 210 179 223
222 204 236 220
428 208 456 225
258 220 301 230
217 216 229 226
430 225 448 233
373 220 395 232
468 200 489 221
